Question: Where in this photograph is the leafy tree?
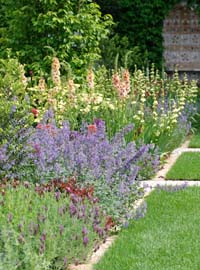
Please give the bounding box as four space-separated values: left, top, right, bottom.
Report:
0 0 113 75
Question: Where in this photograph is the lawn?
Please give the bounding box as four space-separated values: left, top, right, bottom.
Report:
94 187 200 270
189 133 200 148
166 152 200 180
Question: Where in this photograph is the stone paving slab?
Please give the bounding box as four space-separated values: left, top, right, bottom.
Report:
173 148 200 153
140 180 200 193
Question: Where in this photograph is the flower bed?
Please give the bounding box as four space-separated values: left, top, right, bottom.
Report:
0 179 110 269
0 57 199 269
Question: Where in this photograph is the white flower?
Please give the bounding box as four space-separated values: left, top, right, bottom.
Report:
108 103 115 110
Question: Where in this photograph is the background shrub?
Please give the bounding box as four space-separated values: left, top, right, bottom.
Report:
0 0 113 76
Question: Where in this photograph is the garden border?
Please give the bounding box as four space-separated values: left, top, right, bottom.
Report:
70 137 200 270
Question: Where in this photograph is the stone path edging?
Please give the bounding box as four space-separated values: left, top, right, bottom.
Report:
154 138 191 181
70 138 200 270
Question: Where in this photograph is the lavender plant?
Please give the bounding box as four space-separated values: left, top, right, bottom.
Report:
0 182 107 270
0 111 159 222
26 112 159 181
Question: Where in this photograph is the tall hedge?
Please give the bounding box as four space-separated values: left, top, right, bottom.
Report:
97 0 199 69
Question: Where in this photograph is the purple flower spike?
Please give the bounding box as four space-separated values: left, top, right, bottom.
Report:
7 213 13 223
58 207 64 216
69 203 77 217
33 224 40 235
18 223 23 232
123 221 129 228
83 236 89 246
18 233 25 244
70 193 79 204
39 243 46 254
63 256 67 267
94 207 99 219
40 231 46 243
59 225 64 236
82 226 88 236
54 191 61 201
97 227 104 237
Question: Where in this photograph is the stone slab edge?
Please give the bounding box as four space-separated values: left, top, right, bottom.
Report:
153 138 191 181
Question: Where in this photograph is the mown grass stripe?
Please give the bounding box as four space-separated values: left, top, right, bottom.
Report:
166 152 200 180
95 187 200 270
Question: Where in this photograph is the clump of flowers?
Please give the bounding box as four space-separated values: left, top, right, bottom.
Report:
51 57 61 87
87 68 95 90
0 179 109 270
38 77 46 91
0 110 159 222
112 69 131 99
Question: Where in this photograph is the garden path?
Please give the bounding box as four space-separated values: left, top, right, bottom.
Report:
70 138 200 270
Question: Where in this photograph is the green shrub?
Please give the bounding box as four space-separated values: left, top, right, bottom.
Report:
0 0 113 76
0 57 27 99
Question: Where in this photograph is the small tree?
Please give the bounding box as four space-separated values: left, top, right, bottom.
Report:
0 0 113 75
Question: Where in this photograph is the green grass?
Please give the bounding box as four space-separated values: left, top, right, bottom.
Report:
94 187 200 270
189 133 200 148
166 152 200 180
